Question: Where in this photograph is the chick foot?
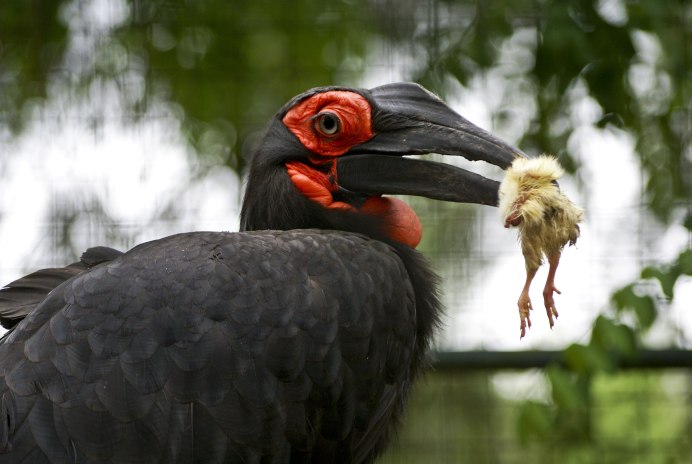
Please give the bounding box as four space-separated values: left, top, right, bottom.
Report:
543 282 560 329
518 290 533 339
543 253 561 329
518 266 538 339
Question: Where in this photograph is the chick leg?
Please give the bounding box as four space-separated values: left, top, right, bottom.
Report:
542 253 562 328
518 265 538 339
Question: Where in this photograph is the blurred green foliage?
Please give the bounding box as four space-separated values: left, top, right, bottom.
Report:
405 0 690 222
383 369 690 463
2 0 689 216
0 0 68 133
117 0 380 171
2 0 380 170
1 0 690 461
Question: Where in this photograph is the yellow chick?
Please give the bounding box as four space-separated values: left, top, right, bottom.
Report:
499 155 582 338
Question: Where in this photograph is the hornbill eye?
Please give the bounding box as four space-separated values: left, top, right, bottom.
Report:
314 112 341 137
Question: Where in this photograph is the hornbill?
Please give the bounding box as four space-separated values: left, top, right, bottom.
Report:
0 83 523 463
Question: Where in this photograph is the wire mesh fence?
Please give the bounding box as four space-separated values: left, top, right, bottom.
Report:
382 355 692 463
1 0 691 461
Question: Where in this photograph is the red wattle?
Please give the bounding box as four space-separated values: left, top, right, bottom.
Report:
361 197 422 248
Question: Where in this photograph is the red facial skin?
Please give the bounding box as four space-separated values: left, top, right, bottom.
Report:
283 91 374 157
283 91 422 248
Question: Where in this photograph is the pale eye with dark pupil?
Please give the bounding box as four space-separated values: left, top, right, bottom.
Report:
315 112 340 136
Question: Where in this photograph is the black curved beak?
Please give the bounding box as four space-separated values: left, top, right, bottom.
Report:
337 82 525 206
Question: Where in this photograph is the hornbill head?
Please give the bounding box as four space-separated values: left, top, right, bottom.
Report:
241 82 525 247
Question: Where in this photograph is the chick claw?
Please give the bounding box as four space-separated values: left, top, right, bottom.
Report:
543 282 561 329
518 291 533 339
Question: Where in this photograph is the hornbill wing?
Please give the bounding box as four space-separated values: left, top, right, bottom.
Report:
0 247 122 330
0 231 420 462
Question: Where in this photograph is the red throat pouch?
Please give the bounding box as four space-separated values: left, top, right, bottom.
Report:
361 196 422 248
286 161 422 248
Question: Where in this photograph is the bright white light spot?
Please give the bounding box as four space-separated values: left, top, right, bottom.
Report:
596 0 629 27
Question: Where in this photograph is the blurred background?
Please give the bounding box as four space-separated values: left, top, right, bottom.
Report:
0 0 690 461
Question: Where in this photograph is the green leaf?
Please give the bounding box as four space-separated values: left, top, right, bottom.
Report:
641 266 677 299
547 365 587 410
517 401 553 445
633 295 657 329
591 316 637 356
684 212 692 231
678 249 692 275
612 285 657 330
564 343 614 374
612 284 636 309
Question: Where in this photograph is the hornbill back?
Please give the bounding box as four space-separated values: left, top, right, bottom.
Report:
0 231 434 463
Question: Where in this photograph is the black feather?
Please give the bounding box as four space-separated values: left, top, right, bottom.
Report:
0 247 122 329
0 230 438 462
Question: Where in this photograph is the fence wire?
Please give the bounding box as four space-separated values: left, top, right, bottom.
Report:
1 0 691 462
382 365 692 463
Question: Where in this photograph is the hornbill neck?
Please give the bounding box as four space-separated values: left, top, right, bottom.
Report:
239 149 442 387
239 121 388 240
239 158 387 240
240 129 441 384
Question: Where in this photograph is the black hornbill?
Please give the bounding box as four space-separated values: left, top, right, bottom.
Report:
0 83 522 463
